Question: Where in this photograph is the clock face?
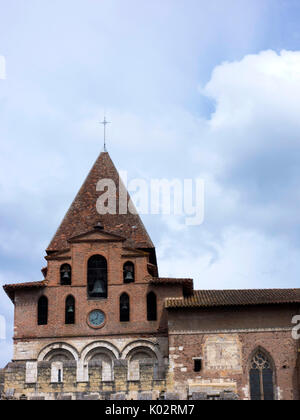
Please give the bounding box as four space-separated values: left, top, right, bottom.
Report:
88 310 105 327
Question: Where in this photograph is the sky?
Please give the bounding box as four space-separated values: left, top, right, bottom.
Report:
1 0 300 366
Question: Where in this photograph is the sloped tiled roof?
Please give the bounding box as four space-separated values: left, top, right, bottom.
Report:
47 152 155 253
165 288 300 309
3 281 48 303
151 278 194 296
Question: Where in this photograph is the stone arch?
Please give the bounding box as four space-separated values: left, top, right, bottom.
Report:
44 349 74 362
126 346 158 361
38 342 79 362
121 340 162 362
37 342 78 385
81 341 120 361
80 341 120 382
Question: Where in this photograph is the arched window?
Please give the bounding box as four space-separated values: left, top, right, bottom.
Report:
38 296 48 325
60 264 72 285
147 292 157 321
123 262 135 283
65 295 75 325
87 255 107 298
249 349 275 400
120 293 130 322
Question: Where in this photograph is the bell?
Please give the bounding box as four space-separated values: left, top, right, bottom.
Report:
91 279 105 294
124 271 134 282
67 306 74 313
121 303 129 311
63 271 70 280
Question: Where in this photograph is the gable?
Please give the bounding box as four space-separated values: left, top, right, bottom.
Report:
68 229 126 244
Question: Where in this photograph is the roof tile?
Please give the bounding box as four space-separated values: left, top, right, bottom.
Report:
165 288 300 308
47 152 155 253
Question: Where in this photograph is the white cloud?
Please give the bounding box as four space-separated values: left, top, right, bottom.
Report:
0 55 6 80
202 50 300 151
158 227 300 290
193 50 300 232
72 50 300 292
158 50 300 289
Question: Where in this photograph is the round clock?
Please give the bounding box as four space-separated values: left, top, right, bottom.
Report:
88 310 106 328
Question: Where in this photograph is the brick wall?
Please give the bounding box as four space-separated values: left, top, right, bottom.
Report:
167 305 300 400
13 240 183 341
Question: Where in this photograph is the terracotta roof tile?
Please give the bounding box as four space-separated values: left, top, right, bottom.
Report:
165 288 300 309
47 152 155 255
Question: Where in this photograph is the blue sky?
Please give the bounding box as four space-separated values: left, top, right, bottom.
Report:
1 0 300 366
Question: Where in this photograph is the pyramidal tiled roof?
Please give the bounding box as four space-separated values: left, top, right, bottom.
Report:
47 152 155 253
165 288 300 309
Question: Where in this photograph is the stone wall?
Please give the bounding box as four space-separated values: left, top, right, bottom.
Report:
3 359 167 400
4 328 299 400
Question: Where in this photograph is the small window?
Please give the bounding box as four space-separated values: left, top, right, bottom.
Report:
50 362 64 384
65 295 75 325
123 262 135 283
194 359 202 372
87 255 108 298
147 292 157 321
38 296 48 325
60 264 72 285
120 293 130 322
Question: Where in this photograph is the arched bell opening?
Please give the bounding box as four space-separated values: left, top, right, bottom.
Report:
87 255 108 299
